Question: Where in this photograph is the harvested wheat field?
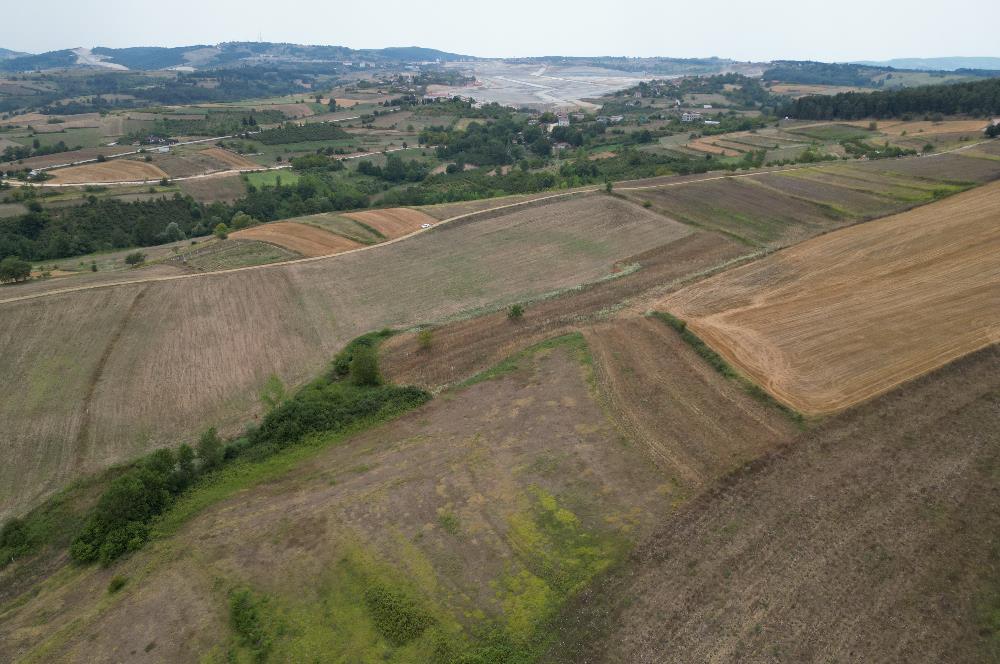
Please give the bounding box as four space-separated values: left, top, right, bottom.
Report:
549 344 1000 664
342 207 438 238
848 118 990 136
177 173 247 203
0 194 696 519
659 181 1000 415
46 160 169 184
195 146 260 170
231 221 362 257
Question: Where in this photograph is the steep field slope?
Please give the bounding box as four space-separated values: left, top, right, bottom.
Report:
0 329 794 662
549 345 1000 664
659 181 1000 415
0 194 701 519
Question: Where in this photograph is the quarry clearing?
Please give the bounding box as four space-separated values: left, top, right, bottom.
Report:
658 180 1000 415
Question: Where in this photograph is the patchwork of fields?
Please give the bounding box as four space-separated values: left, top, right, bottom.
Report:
659 180 1000 414
0 194 697 519
621 152 1000 246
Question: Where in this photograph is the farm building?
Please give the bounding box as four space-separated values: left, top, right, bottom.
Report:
682 112 702 122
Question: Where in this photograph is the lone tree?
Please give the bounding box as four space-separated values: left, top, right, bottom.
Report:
214 222 229 240
507 303 524 320
124 251 146 267
196 428 224 471
0 256 31 283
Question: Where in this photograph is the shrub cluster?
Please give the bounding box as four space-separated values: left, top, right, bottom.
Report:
363 583 435 646
66 332 428 565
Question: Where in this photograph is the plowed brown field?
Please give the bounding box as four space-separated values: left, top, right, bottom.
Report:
343 207 437 238
549 344 1000 664
231 222 362 257
46 160 169 184
659 181 1000 415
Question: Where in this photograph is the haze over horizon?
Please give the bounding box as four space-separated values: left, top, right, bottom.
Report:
2 0 996 63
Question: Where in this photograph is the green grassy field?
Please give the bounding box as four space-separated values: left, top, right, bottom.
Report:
245 170 300 187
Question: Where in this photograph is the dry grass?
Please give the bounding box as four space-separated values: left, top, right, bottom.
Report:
659 181 1000 415
342 207 437 239
0 194 694 519
177 174 247 203
231 222 362 257
46 160 169 184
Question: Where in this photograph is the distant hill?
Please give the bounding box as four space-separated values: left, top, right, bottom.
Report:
0 42 474 72
0 47 29 60
0 49 77 71
855 57 1000 72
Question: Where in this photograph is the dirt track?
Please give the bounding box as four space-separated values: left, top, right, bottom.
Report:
659 181 1000 415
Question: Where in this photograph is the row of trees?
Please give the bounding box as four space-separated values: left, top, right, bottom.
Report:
783 78 1000 120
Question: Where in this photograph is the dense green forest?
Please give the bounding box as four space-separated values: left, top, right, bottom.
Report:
783 77 1000 119
0 67 319 114
763 61 891 87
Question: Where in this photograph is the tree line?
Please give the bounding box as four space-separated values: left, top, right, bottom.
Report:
782 78 1000 120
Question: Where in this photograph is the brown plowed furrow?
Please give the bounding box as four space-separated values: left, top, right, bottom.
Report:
583 318 795 491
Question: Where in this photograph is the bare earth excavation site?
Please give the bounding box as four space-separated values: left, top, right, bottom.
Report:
1 18 999 664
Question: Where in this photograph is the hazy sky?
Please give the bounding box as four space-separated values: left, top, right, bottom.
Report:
2 0 996 62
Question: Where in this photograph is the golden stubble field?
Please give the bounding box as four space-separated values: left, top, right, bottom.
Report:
659 180 1000 415
46 160 169 184
0 194 696 519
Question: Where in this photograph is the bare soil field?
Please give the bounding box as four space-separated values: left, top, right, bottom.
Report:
584 318 795 490
46 160 169 184
549 344 1000 664
659 181 1000 415
0 194 700 519
342 207 438 239
231 221 362 257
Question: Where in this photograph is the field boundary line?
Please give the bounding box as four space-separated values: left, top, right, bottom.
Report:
0 189 595 306
1 140 991 306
